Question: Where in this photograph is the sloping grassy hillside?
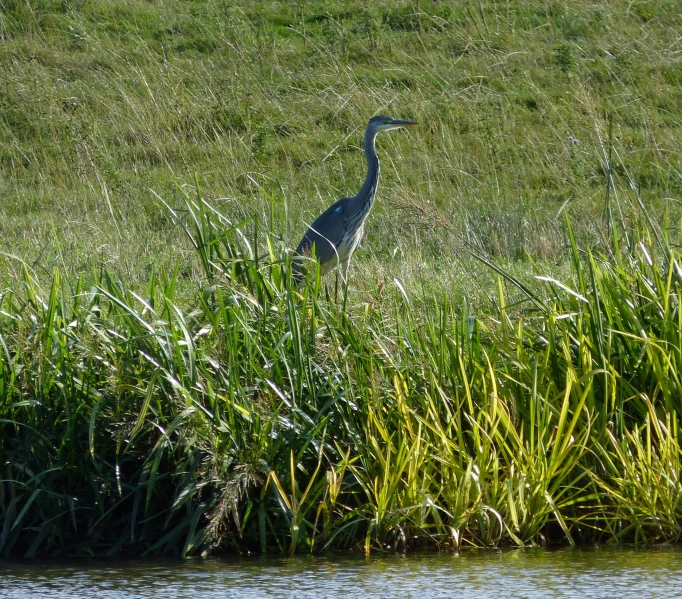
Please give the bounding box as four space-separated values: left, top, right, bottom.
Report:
1 0 680 300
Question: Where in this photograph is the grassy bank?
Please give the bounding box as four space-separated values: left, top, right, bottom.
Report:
2 194 682 557
1 0 682 557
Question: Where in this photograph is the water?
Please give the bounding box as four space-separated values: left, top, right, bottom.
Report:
1 547 681 598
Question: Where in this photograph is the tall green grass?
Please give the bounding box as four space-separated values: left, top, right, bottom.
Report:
2 187 681 557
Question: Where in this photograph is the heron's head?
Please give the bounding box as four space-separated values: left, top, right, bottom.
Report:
368 115 419 134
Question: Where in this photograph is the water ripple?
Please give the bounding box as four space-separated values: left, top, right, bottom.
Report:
1 547 681 599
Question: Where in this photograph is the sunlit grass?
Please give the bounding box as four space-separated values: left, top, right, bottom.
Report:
2 188 682 556
1 1 680 299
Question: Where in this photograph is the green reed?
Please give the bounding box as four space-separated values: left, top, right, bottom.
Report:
1 191 682 558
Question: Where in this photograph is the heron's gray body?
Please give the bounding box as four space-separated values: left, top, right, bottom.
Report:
294 115 416 282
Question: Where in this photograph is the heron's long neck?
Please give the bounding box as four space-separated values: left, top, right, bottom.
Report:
355 128 380 214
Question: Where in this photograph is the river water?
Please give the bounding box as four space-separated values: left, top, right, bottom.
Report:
1 547 680 598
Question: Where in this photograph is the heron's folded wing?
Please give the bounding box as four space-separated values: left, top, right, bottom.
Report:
295 197 352 266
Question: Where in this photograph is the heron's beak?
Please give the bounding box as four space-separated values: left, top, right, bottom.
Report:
391 119 419 127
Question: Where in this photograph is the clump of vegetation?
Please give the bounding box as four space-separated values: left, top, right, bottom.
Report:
1 189 682 557
555 43 576 74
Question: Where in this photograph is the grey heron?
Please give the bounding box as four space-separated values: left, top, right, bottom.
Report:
293 115 418 283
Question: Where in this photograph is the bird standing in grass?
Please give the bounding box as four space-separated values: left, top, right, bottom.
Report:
293 115 418 283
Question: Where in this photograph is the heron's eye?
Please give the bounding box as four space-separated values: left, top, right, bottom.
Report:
381 119 388 124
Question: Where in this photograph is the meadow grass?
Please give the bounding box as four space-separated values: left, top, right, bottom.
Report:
1 0 682 556
1 0 680 298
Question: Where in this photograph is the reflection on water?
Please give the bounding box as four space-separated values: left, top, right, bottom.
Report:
1 547 681 599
